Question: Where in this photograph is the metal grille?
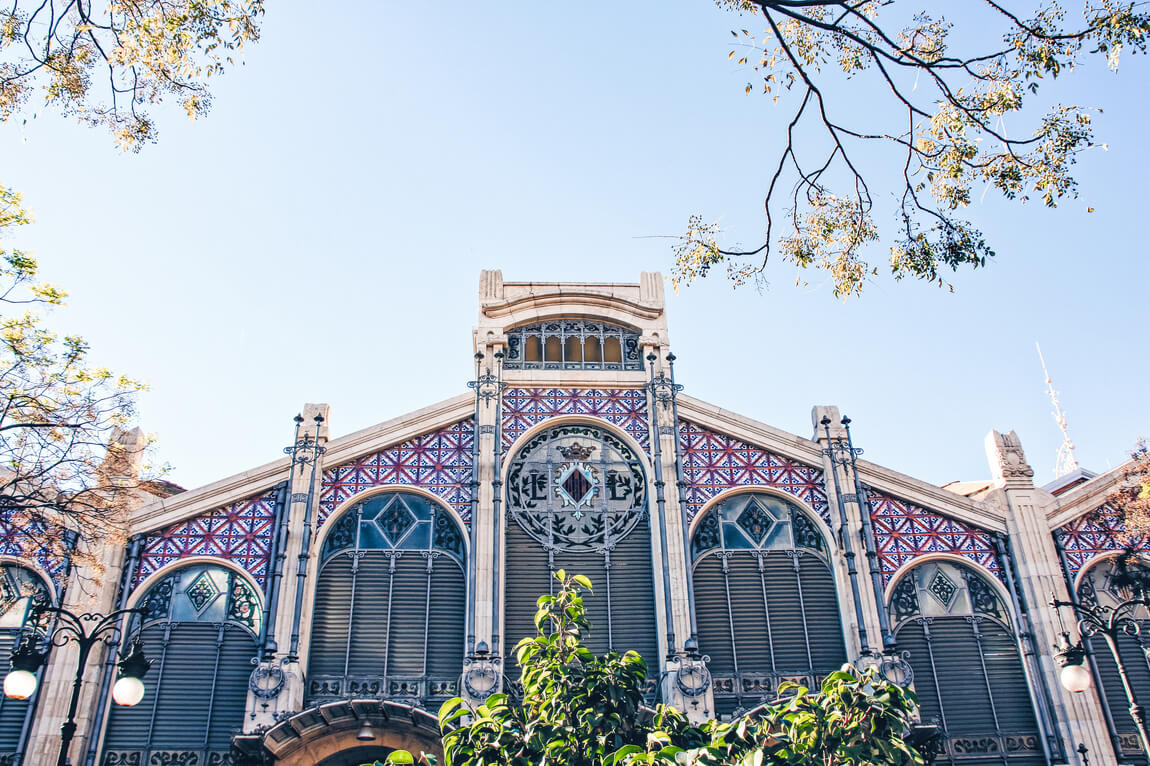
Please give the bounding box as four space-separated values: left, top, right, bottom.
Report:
504 424 657 691
0 564 51 762
503 320 642 371
102 564 261 765
1077 558 1150 763
307 492 466 707
691 493 845 718
891 561 1043 766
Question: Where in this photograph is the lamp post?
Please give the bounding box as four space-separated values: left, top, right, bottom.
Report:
3 603 150 766
1051 553 1150 760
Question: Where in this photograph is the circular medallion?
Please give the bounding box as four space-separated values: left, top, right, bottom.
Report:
506 424 646 552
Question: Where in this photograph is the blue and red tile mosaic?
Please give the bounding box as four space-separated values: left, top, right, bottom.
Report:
134 491 279 590
1056 505 1148 582
867 489 1002 585
319 418 475 527
501 388 650 454
678 421 829 524
0 518 70 595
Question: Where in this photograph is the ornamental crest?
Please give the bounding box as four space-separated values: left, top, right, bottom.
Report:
507 425 646 552
554 442 598 514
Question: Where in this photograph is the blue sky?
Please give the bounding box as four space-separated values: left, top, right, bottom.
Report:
1 1 1146 490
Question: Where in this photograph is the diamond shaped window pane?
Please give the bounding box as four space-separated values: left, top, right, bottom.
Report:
736 500 776 545
376 497 417 545
185 571 221 614
927 569 958 608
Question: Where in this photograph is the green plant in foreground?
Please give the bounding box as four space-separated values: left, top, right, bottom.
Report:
373 571 925 766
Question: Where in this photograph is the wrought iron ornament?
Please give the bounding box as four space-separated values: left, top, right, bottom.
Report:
506 424 646 553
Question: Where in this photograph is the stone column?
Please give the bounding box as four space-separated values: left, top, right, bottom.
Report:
644 346 704 715
462 343 503 705
985 429 1114 765
260 403 329 722
811 405 875 661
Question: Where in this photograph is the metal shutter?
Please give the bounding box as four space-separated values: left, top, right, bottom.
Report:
102 622 257 761
0 632 30 757
694 550 846 718
1088 632 1150 764
897 617 1044 766
307 549 465 704
504 515 658 677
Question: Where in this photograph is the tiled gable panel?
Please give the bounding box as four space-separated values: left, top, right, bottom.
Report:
678 421 829 523
0 518 70 595
867 489 1002 584
320 418 475 527
135 491 280 590
501 388 649 455
1056 505 1147 581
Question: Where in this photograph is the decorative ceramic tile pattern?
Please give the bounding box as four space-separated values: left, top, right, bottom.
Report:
319 419 475 527
867 489 1002 585
0 518 70 594
1056 505 1148 581
501 388 650 455
678 421 829 523
134 491 279 590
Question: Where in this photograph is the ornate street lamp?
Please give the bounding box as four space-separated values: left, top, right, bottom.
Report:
1051 552 1150 759
3 603 150 766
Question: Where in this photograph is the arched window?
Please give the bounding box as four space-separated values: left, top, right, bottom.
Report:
504 424 657 686
1076 556 1150 763
690 493 845 718
504 320 642 371
890 560 1043 766
307 492 466 707
0 563 50 761
102 563 262 764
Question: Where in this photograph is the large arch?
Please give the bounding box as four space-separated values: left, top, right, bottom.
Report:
1074 553 1150 764
237 699 444 766
689 490 847 718
307 490 467 709
101 560 263 763
502 421 659 691
889 558 1044 766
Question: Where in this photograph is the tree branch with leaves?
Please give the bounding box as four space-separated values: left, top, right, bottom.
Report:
0 184 153 576
673 0 1150 297
0 0 264 149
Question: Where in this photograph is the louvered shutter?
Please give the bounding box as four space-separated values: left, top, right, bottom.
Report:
0 632 30 757
308 546 465 705
1088 632 1150 764
897 618 1043 766
504 515 658 676
103 622 257 759
694 549 845 718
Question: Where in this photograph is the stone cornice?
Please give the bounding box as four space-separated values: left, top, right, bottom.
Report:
319 393 474 468
676 394 1005 533
482 292 663 321
127 393 475 536
1047 464 1125 529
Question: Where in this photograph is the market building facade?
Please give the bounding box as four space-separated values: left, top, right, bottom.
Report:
0 271 1145 765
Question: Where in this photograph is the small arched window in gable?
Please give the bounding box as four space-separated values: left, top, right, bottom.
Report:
690 493 844 719
309 492 466 708
1076 555 1150 763
102 563 262 764
890 560 1044 765
504 320 642 371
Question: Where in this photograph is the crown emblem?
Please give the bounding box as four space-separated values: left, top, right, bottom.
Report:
557 442 596 461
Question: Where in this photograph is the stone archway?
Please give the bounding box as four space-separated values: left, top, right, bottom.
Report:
233 699 443 765
316 745 396 766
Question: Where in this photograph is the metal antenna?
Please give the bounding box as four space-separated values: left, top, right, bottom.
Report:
1037 342 1080 477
